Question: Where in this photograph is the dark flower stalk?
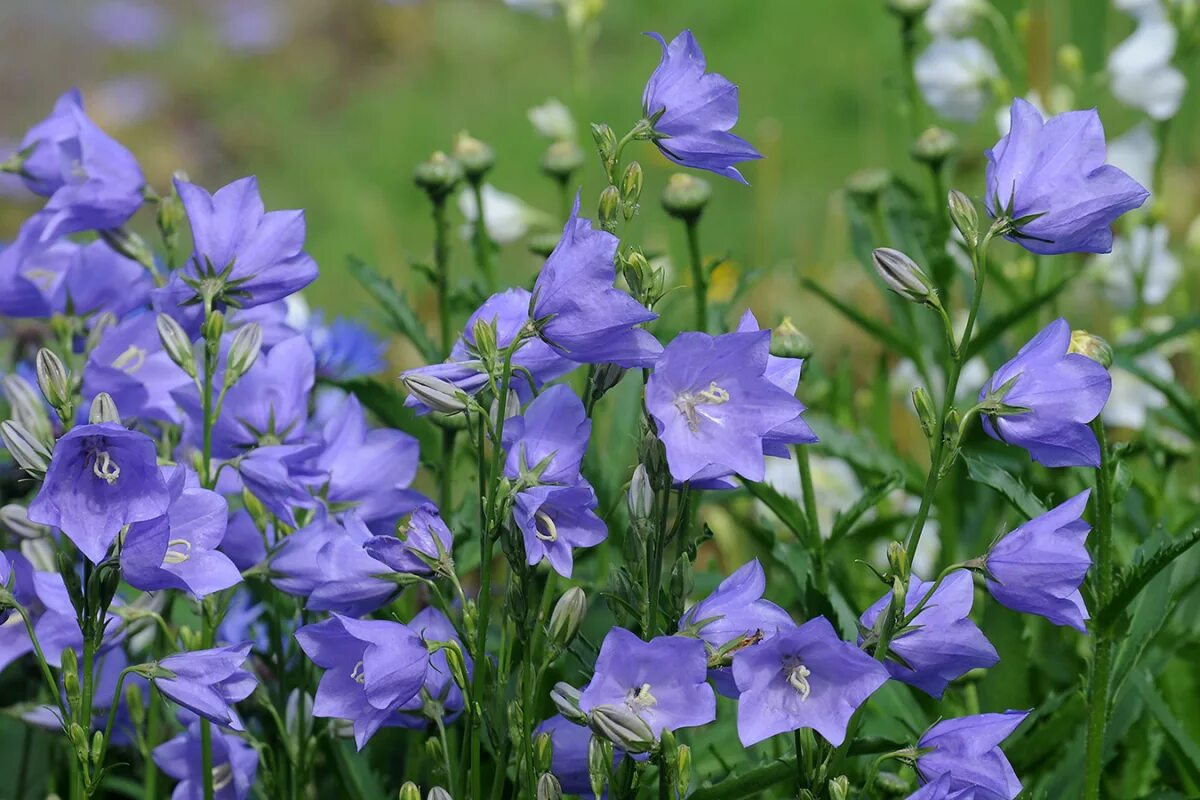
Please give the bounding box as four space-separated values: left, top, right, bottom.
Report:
1082 419 1115 800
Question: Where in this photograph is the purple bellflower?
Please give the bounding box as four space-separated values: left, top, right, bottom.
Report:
235 442 322 528
403 287 576 414
395 607 473 726
28 422 171 564
642 31 762 184
646 328 807 483
987 98 1149 255
502 385 606 577
859 571 998 698
535 715 597 796
980 318 1112 468
121 466 240 598
917 710 1029 800
153 643 257 730
270 512 394 616
0 551 81 671
0 236 152 320
578 627 716 739
154 721 258 800
531 197 662 368
732 616 889 747
84 314 192 424
306 313 386 380
364 504 454 576
679 559 794 697
156 176 317 310
904 774 959 800
17 89 146 240
734 311 818 457
295 614 431 750
985 490 1092 631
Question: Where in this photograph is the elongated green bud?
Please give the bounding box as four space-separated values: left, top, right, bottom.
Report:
547 587 587 650
89 392 120 425
398 782 422 800
35 348 72 418
872 247 938 307
948 189 979 246
598 185 621 230
0 421 51 477
156 313 197 378
536 773 562 800
534 731 554 774
225 323 263 388
588 735 613 800
588 704 655 754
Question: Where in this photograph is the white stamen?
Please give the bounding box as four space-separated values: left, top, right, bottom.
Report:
92 450 120 485
350 660 366 685
534 511 558 542
112 344 147 375
787 663 811 701
212 763 234 791
625 682 658 714
673 381 731 433
162 539 192 565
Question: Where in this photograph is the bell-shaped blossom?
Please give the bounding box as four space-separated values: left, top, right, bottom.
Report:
16 89 145 240
732 616 889 747
860 571 998 698
121 466 240 598
904 773 959 800
985 490 1092 631
403 287 576 413
28 422 170 563
917 710 1029 799
271 512 395 616
218 510 274 572
0 234 152 320
680 559 794 697
157 176 317 310
236 443 322 528
0 549 80 672
1108 12 1186 121
734 311 818 458
395 607 472 726
316 394 425 532
365 504 453 576
295 614 431 749
986 98 1149 255
1093 223 1180 309
979 318 1111 468
502 386 606 576
153 643 257 730
84 314 192 424
915 38 999 123
535 715 597 796
531 197 662 368
153 721 258 800
642 31 762 183
578 627 715 739
646 329 808 483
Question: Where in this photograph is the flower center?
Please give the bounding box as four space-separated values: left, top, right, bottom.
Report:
786 661 812 701
112 344 147 375
212 763 234 791
625 682 657 714
534 511 558 542
673 381 730 433
162 539 192 565
90 449 121 485
350 660 366 685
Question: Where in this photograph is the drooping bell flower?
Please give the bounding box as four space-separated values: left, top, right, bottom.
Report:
732 616 889 747
0 235 152 320
916 710 1029 799
84 314 192 425
28 422 170 564
394 607 473 726
153 720 258 800
271 512 395 616
734 311 818 458
979 318 1111 468
0 549 82 671
152 643 257 730
364 504 454 577
987 98 1149 255
642 31 763 184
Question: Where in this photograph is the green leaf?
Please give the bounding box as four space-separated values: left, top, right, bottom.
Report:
799 277 922 363
329 738 388 800
1115 313 1200 358
348 255 440 363
1100 528 1200 630
741 479 810 543
828 471 905 544
962 450 1047 519
965 273 1076 359
1134 670 1200 788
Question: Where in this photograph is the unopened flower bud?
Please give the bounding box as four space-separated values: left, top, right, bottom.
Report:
591 123 617 163
588 735 613 799
911 386 937 440
770 317 813 360
427 787 452 800
156 314 197 378
3 374 52 443
1 504 46 540
402 374 468 415
86 312 118 354
99 227 155 269
1069 330 1113 369
887 541 909 580
90 730 104 766
202 309 225 347
225 323 263 389
588 704 655 753
548 587 587 650
414 152 464 201
88 393 120 425
550 682 587 724
887 0 932 18
872 248 937 306
439 641 471 693
588 363 626 405
627 464 654 523
541 140 585 180
846 168 891 203
156 188 185 245
828 775 850 800
536 773 562 800
948 189 979 245
69 722 90 765
676 745 692 797
661 173 711 220
0 420 51 477
598 185 621 229
35 348 72 417
534 732 554 774
472 318 498 363
398 782 422 800
453 131 495 180
620 161 643 219
911 127 958 167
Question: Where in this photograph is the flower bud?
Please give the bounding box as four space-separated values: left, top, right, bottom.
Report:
536 773 562 800
627 464 654 523
85 311 118 355
660 173 711 220
547 587 587 650
770 317 813 360
620 161 643 220
948 189 979 245
225 323 264 389
88 392 120 425
534 731 554 774
828 775 850 800
1 504 47 540
1057 44 1083 79
591 123 617 163
887 0 931 19
587 704 656 754
439 641 471 693
472 318 498 364
550 682 587 724
0 420 51 477
156 187 185 247
453 131 495 180
588 363 626 404
69 722 90 766
402 374 468 415
35 348 72 417
156 314 197 378
90 730 104 766
3 373 52 443
887 541 909 580
676 745 692 797
414 152 464 201
541 140 585 180
911 127 959 167
427 788 452 800
1068 330 1113 369
598 185 621 230
846 168 891 203
588 735 613 799
99 227 155 269
399 782 422 800
872 248 937 306
203 309 225 347
911 386 937 440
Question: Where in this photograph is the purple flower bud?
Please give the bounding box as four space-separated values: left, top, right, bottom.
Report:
917 710 1029 799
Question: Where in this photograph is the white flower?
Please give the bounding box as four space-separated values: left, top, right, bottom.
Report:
284 293 312 331
458 184 544 244
1091 223 1180 308
1108 15 1187 120
1104 349 1172 429
1107 122 1159 191
925 0 984 36
762 454 862 536
915 37 1000 123
528 97 576 141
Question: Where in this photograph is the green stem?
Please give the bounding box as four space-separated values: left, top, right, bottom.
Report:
144 690 160 800
896 13 925 138
1083 420 1115 800
684 216 708 333
469 178 497 292
432 196 453 358
796 446 827 594
200 600 216 800
16 605 71 723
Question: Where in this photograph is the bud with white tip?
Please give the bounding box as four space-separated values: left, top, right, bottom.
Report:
156 314 197 378
3 374 52 443
948 189 979 245
0 420 52 477
872 248 940 308
225 323 263 389
402 374 468 415
550 682 587 725
587 704 656 754
547 587 587 651
88 393 120 425
35 348 73 419
536 774 562 800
